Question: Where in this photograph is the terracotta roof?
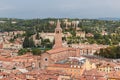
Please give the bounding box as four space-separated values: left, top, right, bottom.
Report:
46 47 75 54
107 71 120 79
82 69 106 80
0 56 12 61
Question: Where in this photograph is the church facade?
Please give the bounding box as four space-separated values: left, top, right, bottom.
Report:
40 20 80 69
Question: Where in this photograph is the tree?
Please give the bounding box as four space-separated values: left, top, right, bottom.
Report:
18 49 30 55
94 33 102 39
32 48 42 55
29 38 35 48
23 37 35 48
23 36 29 48
95 46 120 59
36 32 40 40
41 39 53 49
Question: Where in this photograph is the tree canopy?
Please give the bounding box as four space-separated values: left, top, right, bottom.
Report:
95 46 120 59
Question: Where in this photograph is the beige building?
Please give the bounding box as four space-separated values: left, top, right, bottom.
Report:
71 43 108 55
3 42 22 50
76 31 86 38
40 32 55 42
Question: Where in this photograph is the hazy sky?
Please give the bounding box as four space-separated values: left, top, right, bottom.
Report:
0 0 120 19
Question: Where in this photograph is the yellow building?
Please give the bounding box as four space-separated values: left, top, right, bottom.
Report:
97 62 115 73
84 59 96 70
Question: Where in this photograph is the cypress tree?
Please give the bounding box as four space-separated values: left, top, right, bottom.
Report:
23 36 29 48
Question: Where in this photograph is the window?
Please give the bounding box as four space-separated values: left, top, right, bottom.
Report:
45 58 48 61
56 31 59 33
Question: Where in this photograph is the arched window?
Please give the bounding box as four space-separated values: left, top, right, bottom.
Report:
56 31 59 33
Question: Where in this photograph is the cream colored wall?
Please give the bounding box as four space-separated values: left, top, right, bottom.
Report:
98 67 112 73
84 60 96 70
58 75 71 80
3 43 22 49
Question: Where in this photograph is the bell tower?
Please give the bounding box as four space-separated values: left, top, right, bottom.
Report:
53 20 63 49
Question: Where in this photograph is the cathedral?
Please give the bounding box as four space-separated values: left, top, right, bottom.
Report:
40 20 80 69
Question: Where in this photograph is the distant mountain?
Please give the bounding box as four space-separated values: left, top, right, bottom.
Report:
97 17 120 21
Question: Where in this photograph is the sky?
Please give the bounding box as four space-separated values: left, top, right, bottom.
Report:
0 0 120 19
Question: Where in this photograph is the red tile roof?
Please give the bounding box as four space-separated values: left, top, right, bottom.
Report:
46 47 75 54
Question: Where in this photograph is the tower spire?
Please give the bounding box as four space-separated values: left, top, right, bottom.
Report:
57 19 61 28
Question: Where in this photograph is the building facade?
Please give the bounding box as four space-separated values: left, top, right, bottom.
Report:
41 20 80 69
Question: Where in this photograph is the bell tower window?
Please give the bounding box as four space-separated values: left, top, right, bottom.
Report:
56 31 59 33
